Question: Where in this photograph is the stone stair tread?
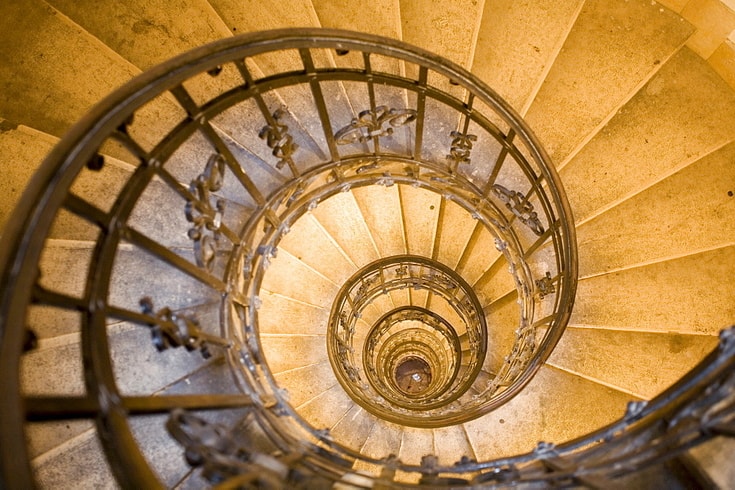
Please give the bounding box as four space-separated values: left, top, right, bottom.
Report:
260 248 339 308
548 326 720 399
398 427 434 466
279 213 357 286
313 0 400 38
273 360 337 408
107 310 221 396
107 243 221 312
575 139 735 277
572 246 735 335
312 191 381 267
399 0 484 71
561 47 735 225
297 383 355 431
0 121 59 235
32 429 118 490
3 2 735 486
433 424 476 467
258 289 329 335
0 0 141 138
330 405 378 452
433 199 476 269
524 0 694 164
352 184 408 258
259 334 328 374
463 364 637 461
399 184 441 258
357 418 403 462
45 0 231 71
472 0 585 113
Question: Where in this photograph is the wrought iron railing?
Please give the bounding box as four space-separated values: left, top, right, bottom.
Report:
7 28 728 488
327 256 487 425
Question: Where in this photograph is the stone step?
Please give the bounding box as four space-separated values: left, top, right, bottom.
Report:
311 190 381 268
560 47 735 227
571 246 735 335
352 184 407 258
259 334 328 377
296 383 355 431
45 0 231 71
274 360 340 409
524 0 694 165
0 121 59 236
548 327 719 399
260 247 339 309
27 356 244 489
472 0 585 114
330 404 379 452
0 0 140 138
463 364 637 461
278 212 358 286
575 138 735 278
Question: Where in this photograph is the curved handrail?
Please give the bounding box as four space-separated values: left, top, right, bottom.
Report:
0 29 577 487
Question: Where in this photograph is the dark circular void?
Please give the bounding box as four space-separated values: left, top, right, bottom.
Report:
394 357 432 395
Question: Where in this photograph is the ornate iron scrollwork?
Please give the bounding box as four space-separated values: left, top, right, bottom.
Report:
334 106 417 144
259 108 299 175
446 131 477 171
491 184 545 236
139 297 231 358
186 153 227 271
535 271 556 299
166 409 326 488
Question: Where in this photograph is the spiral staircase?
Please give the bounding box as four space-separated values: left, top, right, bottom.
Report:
1 0 735 488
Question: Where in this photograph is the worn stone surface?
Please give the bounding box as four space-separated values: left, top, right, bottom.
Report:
399 184 441 258
21 341 84 396
548 327 719 398
398 427 434 466
312 191 381 267
129 414 190 487
708 39 735 91
572 247 735 335
433 199 475 268
261 248 338 308
32 430 118 490
433 424 475 465
473 0 584 112
210 0 320 33
0 0 140 137
464 365 636 460
314 0 401 38
400 0 484 70
358 419 403 460
280 213 357 285
108 320 215 396
525 0 693 164
274 360 337 407
0 122 57 237
575 140 735 276
107 244 220 312
330 405 377 451
259 334 327 373
352 184 407 258
4 0 735 485
688 437 735 488
258 289 329 335
47 0 231 70
459 225 503 292
297 383 355 430
561 48 735 224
